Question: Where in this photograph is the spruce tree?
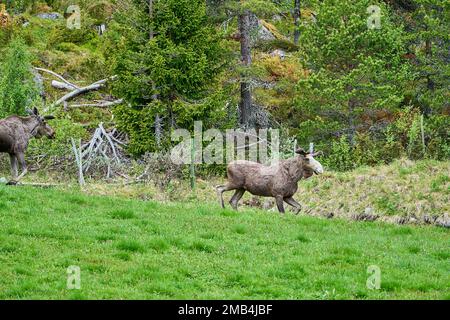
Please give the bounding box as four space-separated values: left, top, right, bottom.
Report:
106 0 228 155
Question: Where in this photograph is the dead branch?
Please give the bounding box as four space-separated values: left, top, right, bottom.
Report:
70 99 124 108
34 67 79 90
76 123 128 180
54 76 117 106
99 122 120 164
52 80 76 91
13 182 60 188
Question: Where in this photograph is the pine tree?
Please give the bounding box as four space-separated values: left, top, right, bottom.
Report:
295 0 412 145
407 0 449 115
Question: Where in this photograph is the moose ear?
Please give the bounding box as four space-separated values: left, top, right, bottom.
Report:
295 148 308 156
33 107 39 115
44 115 55 120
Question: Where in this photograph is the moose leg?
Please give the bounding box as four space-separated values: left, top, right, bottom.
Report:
284 197 302 214
215 185 226 208
229 188 245 210
9 154 18 180
275 196 285 214
6 154 19 185
16 152 28 182
216 185 227 208
216 183 239 208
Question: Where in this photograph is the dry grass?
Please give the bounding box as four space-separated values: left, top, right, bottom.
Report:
257 53 308 82
297 159 449 226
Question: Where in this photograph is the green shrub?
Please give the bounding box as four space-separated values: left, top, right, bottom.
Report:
323 136 355 171
28 118 89 165
0 23 14 45
47 25 96 48
425 115 450 160
0 37 40 118
319 108 448 171
352 133 384 167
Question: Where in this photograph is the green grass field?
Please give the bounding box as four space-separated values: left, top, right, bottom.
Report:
0 185 448 300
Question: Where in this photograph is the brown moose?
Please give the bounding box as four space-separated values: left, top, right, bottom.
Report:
0 107 55 184
216 148 324 213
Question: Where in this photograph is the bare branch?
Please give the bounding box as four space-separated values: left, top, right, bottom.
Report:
70 99 124 108
54 76 118 106
34 67 79 90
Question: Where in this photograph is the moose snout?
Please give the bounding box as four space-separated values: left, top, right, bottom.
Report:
48 131 56 139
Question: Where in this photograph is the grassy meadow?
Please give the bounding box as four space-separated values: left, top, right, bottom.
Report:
0 183 448 300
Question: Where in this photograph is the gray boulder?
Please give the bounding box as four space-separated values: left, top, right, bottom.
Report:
435 214 450 228
249 13 276 44
270 49 286 60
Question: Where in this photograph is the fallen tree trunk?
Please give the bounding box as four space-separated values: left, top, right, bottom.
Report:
34 66 121 111
70 99 124 108
52 80 76 91
54 76 117 106
12 182 60 188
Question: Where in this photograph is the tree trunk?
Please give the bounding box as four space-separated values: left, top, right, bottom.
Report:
148 0 154 39
348 97 356 146
293 0 301 45
346 84 356 146
148 0 162 145
238 10 252 128
423 39 433 115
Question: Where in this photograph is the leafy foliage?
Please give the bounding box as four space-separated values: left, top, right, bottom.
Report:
0 37 39 118
28 118 88 161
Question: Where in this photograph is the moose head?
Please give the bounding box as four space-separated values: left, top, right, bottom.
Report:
295 148 324 175
26 107 56 139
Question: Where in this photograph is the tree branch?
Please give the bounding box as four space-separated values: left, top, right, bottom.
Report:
70 99 124 108
34 67 79 90
54 76 117 106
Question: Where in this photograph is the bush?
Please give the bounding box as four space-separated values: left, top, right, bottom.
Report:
322 136 355 171
48 26 96 48
319 108 449 171
352 133 384 167
0 37 39 118
424 115 450 160
27 118 89 166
